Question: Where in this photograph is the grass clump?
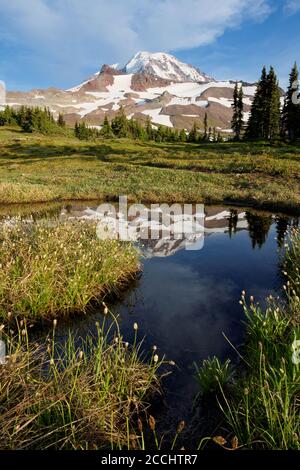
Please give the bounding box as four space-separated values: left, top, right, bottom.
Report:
194 357 234 396
0 318 163 450
216 231 300 449
194 231 300 450
0 219 139 322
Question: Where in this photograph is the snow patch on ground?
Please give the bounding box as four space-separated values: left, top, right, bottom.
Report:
142 109 173 127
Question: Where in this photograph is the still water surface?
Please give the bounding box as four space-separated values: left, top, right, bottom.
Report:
2 202 298 428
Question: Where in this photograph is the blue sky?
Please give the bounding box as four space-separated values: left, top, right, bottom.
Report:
0 0 299 91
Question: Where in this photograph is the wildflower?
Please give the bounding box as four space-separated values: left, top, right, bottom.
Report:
153 345 157 351
53 319 57 328
133 322 138 331
79 350 84 360
125 342 129 349
244 387 249 395
153 354 159 363
250 296 254 303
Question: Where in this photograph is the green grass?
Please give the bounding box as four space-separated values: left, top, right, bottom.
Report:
1 126 300 212
0 219 139 322
194 357 234 396
0 316 163 450
198 231 300 450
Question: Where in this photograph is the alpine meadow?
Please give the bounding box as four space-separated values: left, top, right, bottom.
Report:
0 0 300 461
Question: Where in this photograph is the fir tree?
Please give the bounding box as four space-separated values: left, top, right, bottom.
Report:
265 67 281 141
57 113 66 128
203 112 208 140
111 107 128 137
231 82 244 140
282 62 300 141
246 66 280 141
246 66 268 140
100 115 114 138
188 122 198 142
145 116 153 140
179 129 187 142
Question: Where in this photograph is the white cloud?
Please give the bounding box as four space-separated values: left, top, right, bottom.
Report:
0 0 272 84
285 0 300 14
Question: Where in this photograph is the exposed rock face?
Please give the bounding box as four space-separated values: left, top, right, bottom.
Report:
5 51 257 132
131 73 172 91
199 87 234 100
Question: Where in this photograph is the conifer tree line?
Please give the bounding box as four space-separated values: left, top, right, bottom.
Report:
1 62 300 143
232 63 300 141
0 106 66 133
74 107 222 143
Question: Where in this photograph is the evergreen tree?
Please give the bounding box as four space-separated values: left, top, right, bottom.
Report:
145 116 153 140
246 66 281 141
217 132 223 142
188 122 198 142
265 67 281 141
74 121 80 138
212 127 217 142
203 112 208 140
179 129 187 142
246 66 268 140
231 82 244 140
282 62 300 141
111 107 128 137
0 106 17 126
155 125 164 142
57 113 66 128
100 115 114 138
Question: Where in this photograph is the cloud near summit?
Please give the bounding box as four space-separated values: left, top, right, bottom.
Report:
0 0 272 84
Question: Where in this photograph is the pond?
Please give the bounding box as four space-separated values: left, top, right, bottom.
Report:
1 202 298 433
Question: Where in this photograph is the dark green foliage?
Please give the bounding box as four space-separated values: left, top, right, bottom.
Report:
111 107 129 137
231 82 244 140
203 112 208 140
179 129 187 142
246 66 268 140
57 113 66 128
246 66 281 141
0 106 64 134
100 115 114 139
188 122 199 142
281 62 300 141
74 121 98 140
0 106 17 126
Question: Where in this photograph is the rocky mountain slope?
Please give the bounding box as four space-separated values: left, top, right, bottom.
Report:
6 51 257 132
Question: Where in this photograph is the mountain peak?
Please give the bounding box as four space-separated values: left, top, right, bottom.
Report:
122 51 213 83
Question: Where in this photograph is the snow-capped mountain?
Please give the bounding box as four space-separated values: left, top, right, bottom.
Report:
6 51 257 132
121 51 213 83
